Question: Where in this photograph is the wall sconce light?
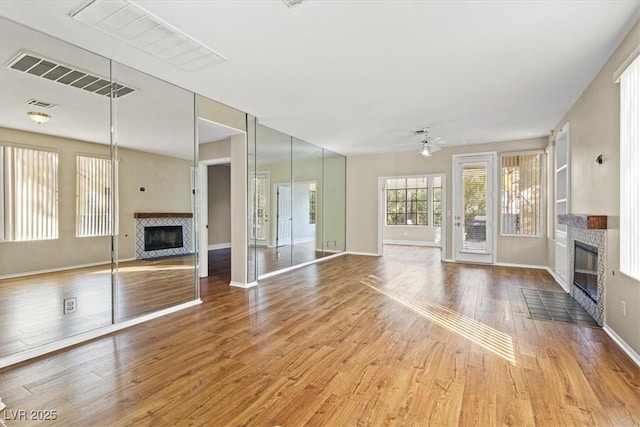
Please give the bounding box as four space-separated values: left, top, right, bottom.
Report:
27 111 51 124
596 154 603 165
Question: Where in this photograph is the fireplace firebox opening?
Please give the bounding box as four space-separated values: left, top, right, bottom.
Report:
574 241 598 303
144 225 184 251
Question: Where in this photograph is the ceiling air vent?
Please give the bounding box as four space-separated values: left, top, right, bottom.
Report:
282 0 305 7
6 51 135 98
25 99 59 109
69 0 227 72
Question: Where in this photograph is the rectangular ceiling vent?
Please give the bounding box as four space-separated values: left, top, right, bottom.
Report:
69 0 227 72
6 51 135 98
282 0 306 7
25 98 59 109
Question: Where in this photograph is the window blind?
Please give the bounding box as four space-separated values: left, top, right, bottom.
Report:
1 145 58 241
76 155 112 237
620 55 640 281
501 153 542 236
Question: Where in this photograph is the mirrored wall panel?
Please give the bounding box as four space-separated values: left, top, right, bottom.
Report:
0 18 112 356
293 137 324 265
323 149 346 254
112 62 197 321
0 18 199 358
255 124 293 275
249 122 346 278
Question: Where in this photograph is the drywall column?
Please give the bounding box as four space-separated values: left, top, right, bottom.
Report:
230 133 249 285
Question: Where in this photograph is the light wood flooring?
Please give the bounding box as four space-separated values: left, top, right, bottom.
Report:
1 245 639 426
0 256 196 356
249 241 327 276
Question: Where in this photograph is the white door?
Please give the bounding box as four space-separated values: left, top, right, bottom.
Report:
249 172 270 244
276 184 292 247
453 154 496 264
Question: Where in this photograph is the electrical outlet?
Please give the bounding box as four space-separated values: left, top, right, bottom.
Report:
621 301 626 317
64 297 77 315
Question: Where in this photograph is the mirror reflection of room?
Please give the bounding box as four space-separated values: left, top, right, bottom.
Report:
0 18 198 358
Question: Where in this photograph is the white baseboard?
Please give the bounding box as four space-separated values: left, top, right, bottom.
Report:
0 257 137 280
294 237 315 244
258 252 348 280
443 258 455 263
208 243 231 250
229 280 258 288
603 325 640 367
0 299 202 368
495 262 548 270
384 240 441 247
346 251 382 257
545 266 570 292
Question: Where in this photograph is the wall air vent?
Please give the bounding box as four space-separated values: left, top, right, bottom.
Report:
69 0 227 72
25 99 59 109
6 51 135 98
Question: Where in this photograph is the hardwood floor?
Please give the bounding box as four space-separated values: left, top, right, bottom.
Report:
249 241 327 276
1 245 639 426
0 256 196 356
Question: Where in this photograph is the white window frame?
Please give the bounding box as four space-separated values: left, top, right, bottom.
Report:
618 54 640 281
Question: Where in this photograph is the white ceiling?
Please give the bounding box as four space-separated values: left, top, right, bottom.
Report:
1 0 639 156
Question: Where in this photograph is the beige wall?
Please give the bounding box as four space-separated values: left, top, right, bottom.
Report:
384 225 441 245
346 137 548 265
197 95 246 133
197 96 248 285
208 165 231 246
199 138 231 160
0 127 192 276
553 20 640 353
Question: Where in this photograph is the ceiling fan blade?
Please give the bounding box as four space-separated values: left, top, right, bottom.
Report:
428 144 442 153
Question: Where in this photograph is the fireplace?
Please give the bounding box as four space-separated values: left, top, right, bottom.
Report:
574 241 598 303
144 225 183 252
134 212 192 260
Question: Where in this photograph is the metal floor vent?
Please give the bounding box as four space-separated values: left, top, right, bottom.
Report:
6 51 135 98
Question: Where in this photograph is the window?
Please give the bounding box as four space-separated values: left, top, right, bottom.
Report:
386 177 428 225
309 183 316 224
0 145 58 241
76 155 112 237
501 152 543 236
433 176 442 226
619 55 640 281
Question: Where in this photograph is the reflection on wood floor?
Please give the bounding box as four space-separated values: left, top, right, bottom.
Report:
0 255 196 357
2 245 639 425
249 241 326 276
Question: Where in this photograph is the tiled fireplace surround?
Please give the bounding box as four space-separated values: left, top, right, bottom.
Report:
134 213 193 260
558 214 606 325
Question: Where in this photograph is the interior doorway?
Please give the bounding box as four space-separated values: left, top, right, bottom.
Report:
377 174 446 260
197 118 243 278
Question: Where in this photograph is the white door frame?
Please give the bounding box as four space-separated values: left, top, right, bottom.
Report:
275 183 292 247
377 174 447 261
198 157 231 278
452 152 497 264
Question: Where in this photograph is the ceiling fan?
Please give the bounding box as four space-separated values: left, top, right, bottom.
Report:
413 127 446 156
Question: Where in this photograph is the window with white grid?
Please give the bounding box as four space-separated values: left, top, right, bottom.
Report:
619 54 640 281
0 145 59 241
76 154 112 237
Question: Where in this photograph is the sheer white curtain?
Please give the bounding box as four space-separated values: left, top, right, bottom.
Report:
620 55 640 281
